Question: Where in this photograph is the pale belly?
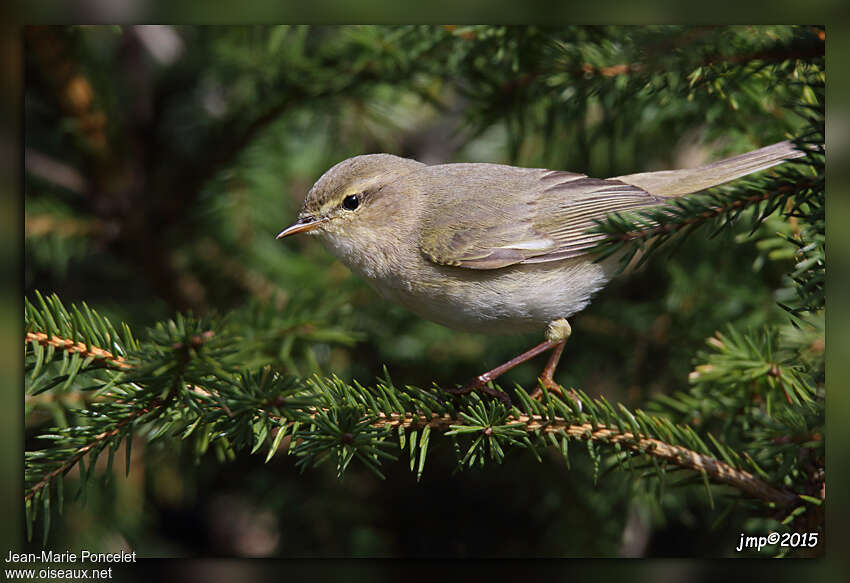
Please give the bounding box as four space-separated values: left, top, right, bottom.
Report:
367 257 617 335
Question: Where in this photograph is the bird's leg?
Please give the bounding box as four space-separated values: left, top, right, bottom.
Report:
447 339 558 405
527 319 581 409
448 318 577 407
530 340 566 399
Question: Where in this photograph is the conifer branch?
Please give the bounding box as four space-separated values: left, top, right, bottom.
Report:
24 398 163 503
676 178 810 242
25 331 131 369
25 296 797 520
590 172 820 270
359 412 797 505
612 187 778 244
24 323 798 510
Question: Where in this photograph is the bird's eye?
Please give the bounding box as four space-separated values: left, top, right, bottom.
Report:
342 194 360 210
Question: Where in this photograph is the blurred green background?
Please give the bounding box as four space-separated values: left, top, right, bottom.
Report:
19 25 829 559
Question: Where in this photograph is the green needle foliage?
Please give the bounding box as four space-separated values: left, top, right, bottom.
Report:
24 290 821 549
24 25 824 557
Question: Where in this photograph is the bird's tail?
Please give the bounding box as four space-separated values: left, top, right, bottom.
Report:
611 140 805 197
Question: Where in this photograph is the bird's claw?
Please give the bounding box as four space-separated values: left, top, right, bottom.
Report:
530 379 582 412
446 380 512 406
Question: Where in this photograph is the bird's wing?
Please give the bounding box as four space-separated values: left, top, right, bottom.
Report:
420 141 803 270
419 171 664 270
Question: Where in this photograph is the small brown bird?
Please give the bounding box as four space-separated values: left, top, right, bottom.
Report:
277 141 804 403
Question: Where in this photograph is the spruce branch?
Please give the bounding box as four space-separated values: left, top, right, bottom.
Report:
590 175 818 271
171 381 808 507
646 321 823 510
24 291 818 545
24 396 166 504
687 327 817 409
25 331 131 370
358 410 796 506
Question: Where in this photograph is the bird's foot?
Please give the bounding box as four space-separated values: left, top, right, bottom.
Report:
529 377 563 399
529 377 582 411
446 377 512 406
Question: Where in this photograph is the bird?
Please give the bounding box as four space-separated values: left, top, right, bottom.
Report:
276 140 804 403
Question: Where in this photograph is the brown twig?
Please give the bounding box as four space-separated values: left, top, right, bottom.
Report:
25 331 131 369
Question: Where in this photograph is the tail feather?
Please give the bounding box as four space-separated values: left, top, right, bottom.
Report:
611 140 804 197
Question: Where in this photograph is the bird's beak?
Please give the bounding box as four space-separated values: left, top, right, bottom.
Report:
276 216 325 239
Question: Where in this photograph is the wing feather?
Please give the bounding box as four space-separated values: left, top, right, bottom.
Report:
419 171 663 270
